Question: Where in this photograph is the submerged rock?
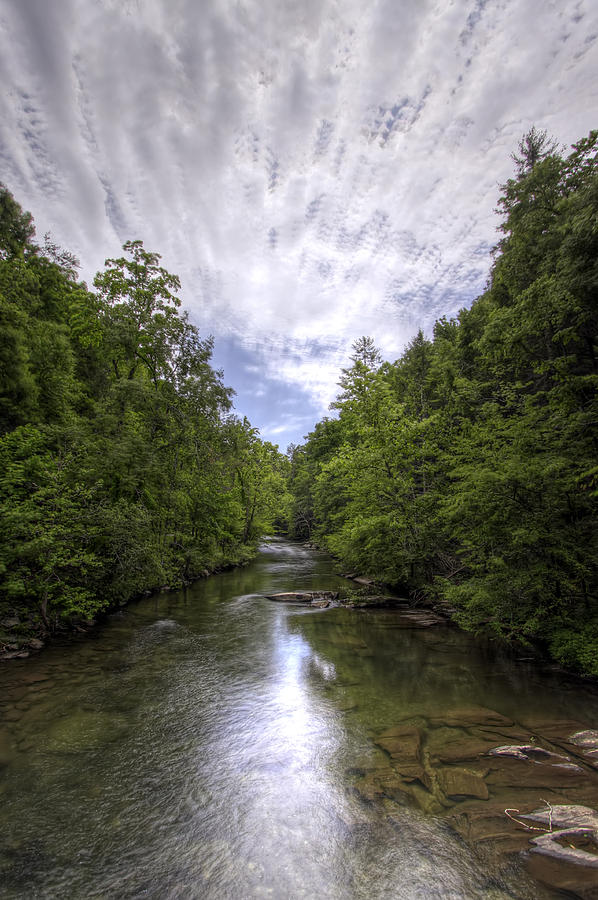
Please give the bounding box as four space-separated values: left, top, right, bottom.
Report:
427 706 513 729
374 725 425 784
45 710 128 752
526 827 598 899
436 766 489 800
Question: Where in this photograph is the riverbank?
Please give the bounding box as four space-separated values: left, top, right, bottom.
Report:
0 543 258 662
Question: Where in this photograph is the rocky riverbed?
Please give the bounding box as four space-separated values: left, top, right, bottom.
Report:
349 707 598 897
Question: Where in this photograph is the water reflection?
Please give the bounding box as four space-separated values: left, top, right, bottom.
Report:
0 539 585 897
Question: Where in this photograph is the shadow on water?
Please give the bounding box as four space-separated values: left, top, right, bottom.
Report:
0 538 595 898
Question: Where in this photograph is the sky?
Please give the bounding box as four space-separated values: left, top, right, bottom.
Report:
1 0 597 450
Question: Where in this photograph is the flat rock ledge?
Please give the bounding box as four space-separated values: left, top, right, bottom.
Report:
523 805 598 898
264 590 418 611
265 591 339 607
347 709 598 898
263 591 447 621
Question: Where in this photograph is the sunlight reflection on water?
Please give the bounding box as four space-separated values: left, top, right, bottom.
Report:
0 539 573 898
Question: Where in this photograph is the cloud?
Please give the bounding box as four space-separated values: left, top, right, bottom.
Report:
1 0 597 444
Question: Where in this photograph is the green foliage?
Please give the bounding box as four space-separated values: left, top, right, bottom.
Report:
287 129 598 674
0 190 287 634
550 622 598 676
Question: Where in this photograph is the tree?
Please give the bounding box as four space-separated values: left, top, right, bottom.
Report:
510 126 559 177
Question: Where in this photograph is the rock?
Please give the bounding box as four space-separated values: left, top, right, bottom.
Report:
570 730 598 749
445 797 553 855
436 766 489 800
485 756 590 793
521 804 598 831
526 827 598 899
552 762 585 774
488 744 570 763
351 767 408 803
374 725 424 782
427 706 513 729
375 724 422 758
535 828 598 864
266 591 339 603
427 728 498 765
403 782 445 815
0 617 20 628
519 717 587 743
488 745 531 760
353 576 375 586
28 638 44 650
525 845 598 899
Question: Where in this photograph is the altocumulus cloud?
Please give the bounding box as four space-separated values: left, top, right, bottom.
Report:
1 0 597 446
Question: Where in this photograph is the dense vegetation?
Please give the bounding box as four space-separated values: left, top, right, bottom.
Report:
287 129 598 674
0 190 290 643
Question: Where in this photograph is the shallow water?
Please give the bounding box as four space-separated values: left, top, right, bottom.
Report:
1 539 597 898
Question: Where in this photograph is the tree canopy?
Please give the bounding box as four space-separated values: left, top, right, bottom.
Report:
287 129 598 674
0 193 290 641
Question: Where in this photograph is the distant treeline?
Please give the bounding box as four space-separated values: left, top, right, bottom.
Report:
287 129 598 674
0 188 291 638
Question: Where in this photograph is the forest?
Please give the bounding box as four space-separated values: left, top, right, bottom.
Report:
2 128 597 676
0 190 290 643
287 129 598 675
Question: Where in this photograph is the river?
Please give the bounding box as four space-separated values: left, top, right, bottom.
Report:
1 539 597 899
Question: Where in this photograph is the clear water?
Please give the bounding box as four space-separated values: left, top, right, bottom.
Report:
1 538 596 899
